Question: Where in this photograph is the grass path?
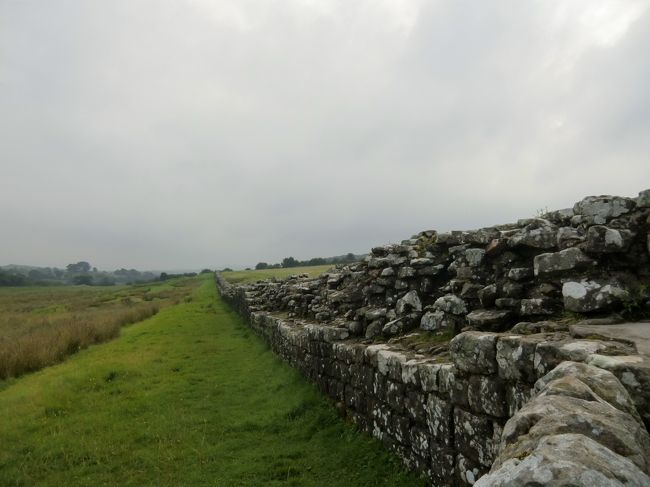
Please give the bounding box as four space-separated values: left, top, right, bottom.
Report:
0 276 422 486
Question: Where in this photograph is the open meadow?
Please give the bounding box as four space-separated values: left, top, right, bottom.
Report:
0 275 423 486
221 264 334 284
0 278 199 379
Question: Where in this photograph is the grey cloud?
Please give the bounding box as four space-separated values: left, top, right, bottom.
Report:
1 0 649 269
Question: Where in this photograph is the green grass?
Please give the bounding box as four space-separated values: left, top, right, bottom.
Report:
0 275 423 486
0 278 199 379
221 265 334 284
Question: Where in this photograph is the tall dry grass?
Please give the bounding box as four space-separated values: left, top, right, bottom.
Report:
0 303 159 379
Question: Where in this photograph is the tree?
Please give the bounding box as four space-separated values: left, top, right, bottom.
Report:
255 262 269 270
281 257 298 268
67 261 91 274
73 275 93 285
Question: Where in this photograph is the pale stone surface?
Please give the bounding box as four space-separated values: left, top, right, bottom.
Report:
562 279 627 312
533 247 594 276
573 195 636 224
475 434 650 487
450 332 498 375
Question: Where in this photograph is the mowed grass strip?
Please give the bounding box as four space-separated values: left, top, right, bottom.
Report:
221 264 334 284
0 275 424 487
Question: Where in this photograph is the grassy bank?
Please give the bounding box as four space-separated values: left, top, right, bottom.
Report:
0 275 423 486
0 279 198 379
221 264 333 284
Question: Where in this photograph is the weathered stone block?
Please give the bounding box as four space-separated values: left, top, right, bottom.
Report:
519 298 557 316
478 284 497 307
584 225 633 253
466 309 514 331
465 248 486 267
396 290 422 315
405 389 428 425
556 226 584 249
496 334 543 383
419 362 441 392
430 445 456 486
409 426 430 458
397 266 416 279
468 375 508 417
562 279 627 312
476 434 650 487
573 195 636 224
456 453 488 486
434 294 468 315
509 220 558 249
420 310 460 332
507 267 533 281
426 394 453 446
587 354 650 428
450 331 499 375
533 247 594 276
638 188 650 207
454 408 498 467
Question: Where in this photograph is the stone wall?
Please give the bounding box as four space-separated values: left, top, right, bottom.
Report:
215 189 650 486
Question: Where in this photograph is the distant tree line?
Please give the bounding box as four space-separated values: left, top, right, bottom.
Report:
254 252 363 270
0 261 160 287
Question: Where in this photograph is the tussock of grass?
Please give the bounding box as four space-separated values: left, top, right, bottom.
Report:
0 279 198 379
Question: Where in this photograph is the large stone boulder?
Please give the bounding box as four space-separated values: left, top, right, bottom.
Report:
450 331 498 375
533 247 594 276
584 225 633 253
509 220 558 249
475 433 650 487
573 195 636 224
395 290 422 315
562 279 627 312
433 294 467 315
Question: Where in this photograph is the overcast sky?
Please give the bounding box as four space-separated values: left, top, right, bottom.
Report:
1 0 649 270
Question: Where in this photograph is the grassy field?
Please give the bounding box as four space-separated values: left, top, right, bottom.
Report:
0 275 423 486
221 264 334 284
0 279 199 379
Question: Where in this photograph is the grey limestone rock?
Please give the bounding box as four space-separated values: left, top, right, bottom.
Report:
534 361 642 423
466 309 514 331
420 310 459 332
507 267 533 281
556 226 585 249
533 247 594 276
520 298 557 316
496 334 546 383
573 195 636 224
395 290 422 315
497 390 650 473
475 433 650 487
465 248 486 267
562 279 627 313
509 220 558 249
410 257 433 267
397 266 416 279
584 225 633 253
637 188 650 208
365 320 383 339
450 331 499 374
434 294 468 315
478 284 497 307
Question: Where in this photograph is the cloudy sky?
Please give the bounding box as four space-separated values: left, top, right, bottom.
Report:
1 0 649 270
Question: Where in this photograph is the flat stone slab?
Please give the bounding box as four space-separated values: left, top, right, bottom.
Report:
570 322 650 357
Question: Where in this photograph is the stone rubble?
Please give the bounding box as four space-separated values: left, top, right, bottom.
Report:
215 189 650 486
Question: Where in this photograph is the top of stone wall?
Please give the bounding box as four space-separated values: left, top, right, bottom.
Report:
233 189 650 341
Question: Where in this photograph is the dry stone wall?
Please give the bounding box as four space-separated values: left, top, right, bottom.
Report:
216 189 650 486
